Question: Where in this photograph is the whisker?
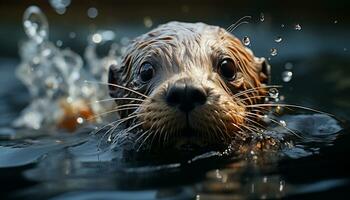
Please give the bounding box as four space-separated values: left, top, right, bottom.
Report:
246 103 333 116
227 16 252 32
84 80 149 99
233 85 282 98
89 97 145 105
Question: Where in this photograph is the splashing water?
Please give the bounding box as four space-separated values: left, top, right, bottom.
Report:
14 6 118 131
23 6 49 44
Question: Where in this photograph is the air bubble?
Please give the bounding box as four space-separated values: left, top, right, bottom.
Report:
76 117 84 124
23 6 49 44
242 36 250 46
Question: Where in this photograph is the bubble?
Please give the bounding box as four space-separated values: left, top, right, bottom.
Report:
260 12 265 22
242 36 250 46
294 24 302 31
281 24 285 28
23 6 49 44
69 32 76 39
334 20 338 24
274 36 282 43
282 71 293 82
143 16 153 28
270 48 278 56
268 88 279 99
87 7 98 19
262 115 271 123
56 40 63 47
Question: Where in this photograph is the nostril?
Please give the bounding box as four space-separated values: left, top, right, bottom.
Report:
166 82 186 106
188 86 207 106
166 83 207 112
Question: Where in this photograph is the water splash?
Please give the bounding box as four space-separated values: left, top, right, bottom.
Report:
15 6 116 131
23 6 49 44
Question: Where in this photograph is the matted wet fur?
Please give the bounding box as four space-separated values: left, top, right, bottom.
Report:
108 21 271 152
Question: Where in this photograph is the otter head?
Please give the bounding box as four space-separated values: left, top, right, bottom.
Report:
108 22 270 152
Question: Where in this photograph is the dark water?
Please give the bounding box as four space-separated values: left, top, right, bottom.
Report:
1 52 350 200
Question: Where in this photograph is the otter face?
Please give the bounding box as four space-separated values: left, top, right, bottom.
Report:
108 22 270 151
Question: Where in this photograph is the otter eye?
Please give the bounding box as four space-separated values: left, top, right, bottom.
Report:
218 59 237 81
139 62 155 83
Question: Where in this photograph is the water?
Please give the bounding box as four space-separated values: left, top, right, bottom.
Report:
1 4 350 200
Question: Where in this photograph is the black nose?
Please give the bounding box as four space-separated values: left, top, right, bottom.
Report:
166 82 207 112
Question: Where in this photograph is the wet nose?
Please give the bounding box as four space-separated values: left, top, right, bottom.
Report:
166 82 207 112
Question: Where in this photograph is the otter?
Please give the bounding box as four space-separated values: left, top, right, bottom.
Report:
108 22 271 153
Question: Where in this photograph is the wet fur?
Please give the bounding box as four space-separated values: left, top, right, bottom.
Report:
108 22 270 151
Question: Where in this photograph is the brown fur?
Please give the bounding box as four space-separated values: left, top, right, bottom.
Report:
108 22 270 150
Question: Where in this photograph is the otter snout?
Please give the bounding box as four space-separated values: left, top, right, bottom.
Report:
166 81 207 113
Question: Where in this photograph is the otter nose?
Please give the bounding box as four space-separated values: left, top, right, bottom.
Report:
166 82 207 112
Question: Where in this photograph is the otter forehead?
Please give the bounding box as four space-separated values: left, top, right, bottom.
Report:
127 22 231 70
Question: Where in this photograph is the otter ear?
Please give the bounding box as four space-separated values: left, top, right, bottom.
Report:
108 64 123 98
255 57 271 84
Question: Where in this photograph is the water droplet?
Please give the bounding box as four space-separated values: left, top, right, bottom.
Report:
242 36 250 46
143 16 153 28
262 115 271 123
270 48 278 56
76 117 84 124
279 120 287 127
92 33 102 44
268 88 279 99
275 36 282 43
294 24 302 31
23 6 49 44
260 13 265 22
49 0 71 14
87 7 98 19
56 40 63 47
69 32 76 39
281 24 285 28
282 71 293 82
284 62 293 70
334 20 338 24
